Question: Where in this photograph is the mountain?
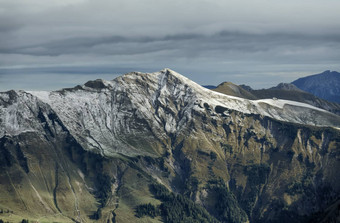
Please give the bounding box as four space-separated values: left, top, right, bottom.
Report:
292 70 340 103
213 82 340 115
202 85 217 89
239 84 253 92
1 69 340 223
212 82 258 100
270 83 304 91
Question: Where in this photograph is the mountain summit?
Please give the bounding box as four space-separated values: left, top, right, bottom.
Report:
0 69 340 222
21 69 340 156
292 70 340 103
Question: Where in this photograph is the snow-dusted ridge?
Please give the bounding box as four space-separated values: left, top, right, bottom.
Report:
27 68 340 130
158 70 332 114
1 69 340 156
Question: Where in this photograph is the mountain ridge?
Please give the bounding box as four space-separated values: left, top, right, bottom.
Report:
3 68 340 158
213 80 340 116
0 69 340 222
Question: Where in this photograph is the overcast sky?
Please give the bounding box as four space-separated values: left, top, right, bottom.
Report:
1 0 340 91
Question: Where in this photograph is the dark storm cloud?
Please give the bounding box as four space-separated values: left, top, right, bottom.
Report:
1 0 340 90
0 65 145 75
0 33 202 56
2 31 339 58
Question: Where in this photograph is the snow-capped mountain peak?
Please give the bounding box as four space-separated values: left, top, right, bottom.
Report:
1 69 340 157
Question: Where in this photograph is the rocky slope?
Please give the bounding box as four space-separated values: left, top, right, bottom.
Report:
0 69 340 222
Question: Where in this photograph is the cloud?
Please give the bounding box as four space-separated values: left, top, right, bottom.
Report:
2 31 339 58
0 0 340 90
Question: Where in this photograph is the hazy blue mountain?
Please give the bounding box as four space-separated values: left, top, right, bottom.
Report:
292 70 340 103
202 85 217 89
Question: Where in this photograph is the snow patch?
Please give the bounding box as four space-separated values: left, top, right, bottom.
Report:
27 91 51 104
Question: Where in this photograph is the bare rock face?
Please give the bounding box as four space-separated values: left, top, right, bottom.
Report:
0 69 339 222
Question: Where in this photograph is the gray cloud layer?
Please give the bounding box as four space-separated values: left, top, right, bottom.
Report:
1 0 340 90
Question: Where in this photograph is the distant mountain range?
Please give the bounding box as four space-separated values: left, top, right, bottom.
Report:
292 70 340 103
211 70 340 115
213 81 340 116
